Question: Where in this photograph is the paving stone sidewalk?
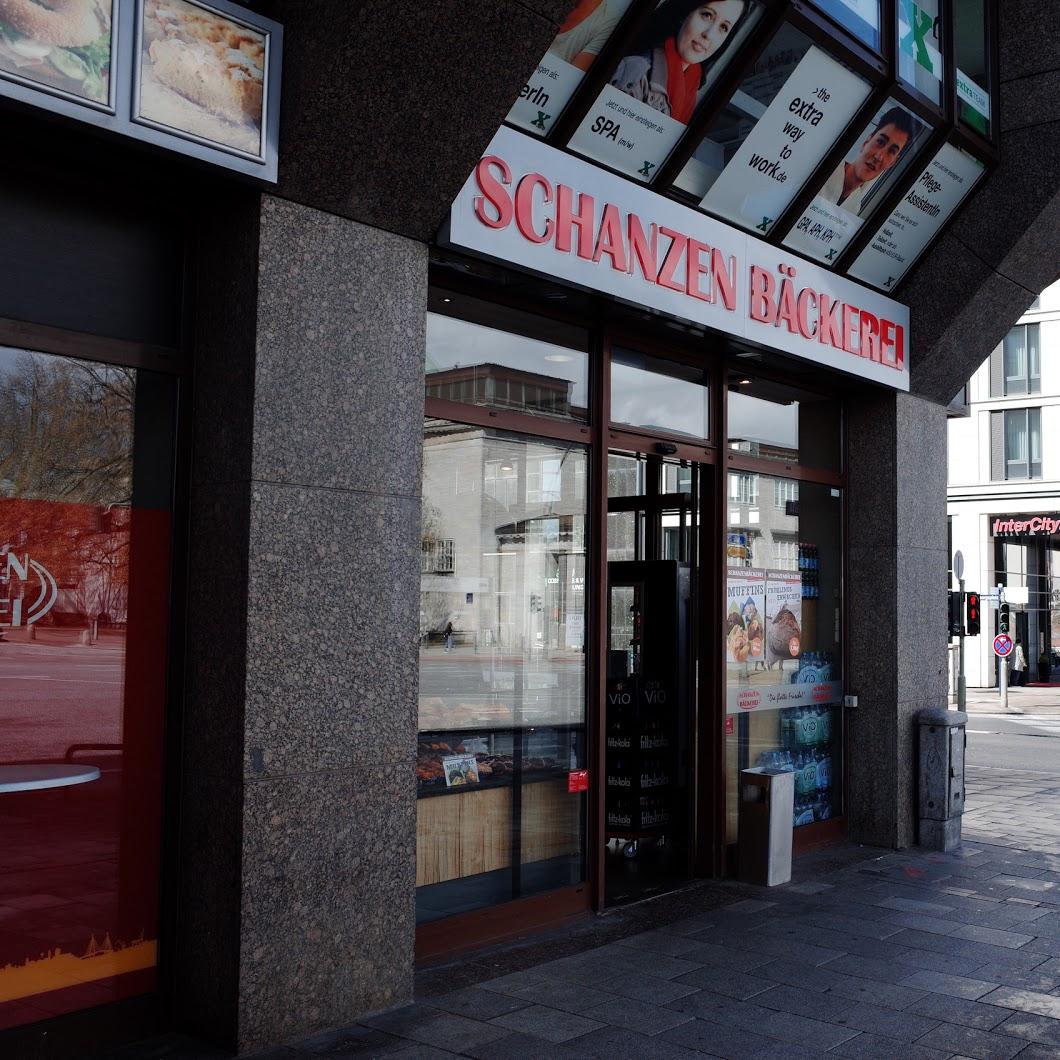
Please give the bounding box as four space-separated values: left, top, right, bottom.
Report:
113 764 1060 1060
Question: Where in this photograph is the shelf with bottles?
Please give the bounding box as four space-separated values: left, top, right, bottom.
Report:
798 542 820 599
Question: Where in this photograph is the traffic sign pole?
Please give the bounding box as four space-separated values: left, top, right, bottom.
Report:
957 576 966 712
1000 655 1008 712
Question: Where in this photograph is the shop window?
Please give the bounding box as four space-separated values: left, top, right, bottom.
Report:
811 0 881 50
505 0 637 138
0 346 176 1030
727 372 842 470
567 0 766 183
724 474 843 840
897 0 943 105
848 141 986 292
997 408 1043 482
426 292 589 422
610 347 710 440
674 23 871 236
782 99 931 265
417 421 588 922
1002 324 1041 397
955 0 991 135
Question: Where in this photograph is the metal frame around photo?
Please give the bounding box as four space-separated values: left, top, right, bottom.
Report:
130 0 277 167
0 0 120 114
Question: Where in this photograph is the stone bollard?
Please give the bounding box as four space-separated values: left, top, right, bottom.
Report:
918 707 967 851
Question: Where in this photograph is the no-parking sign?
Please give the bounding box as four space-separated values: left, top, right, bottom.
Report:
993 634 1013 658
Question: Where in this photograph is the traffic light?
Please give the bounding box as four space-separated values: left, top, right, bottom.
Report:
966 592 980 636
999 602 1010 635
948 591 963 637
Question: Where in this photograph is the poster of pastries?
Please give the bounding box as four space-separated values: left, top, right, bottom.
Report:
765 570 802 672
137 0 266 156
442 754 480 788
0 0 114 106
725 568 766 667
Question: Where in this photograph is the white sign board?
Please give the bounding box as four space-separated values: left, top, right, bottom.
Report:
446 127 910 390
701 46 870 235
848 142 985 291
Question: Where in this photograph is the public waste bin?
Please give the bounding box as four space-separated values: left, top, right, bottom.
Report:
738 766 795 886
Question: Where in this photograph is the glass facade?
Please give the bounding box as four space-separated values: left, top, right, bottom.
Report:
725 474 844 838
417 421 589 921
0 347 175 1030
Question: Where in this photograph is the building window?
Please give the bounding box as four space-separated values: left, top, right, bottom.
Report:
1003 324 1041 396
774 479 799 510
1005 408 1042 481
731 473 759 506
421 539 455 574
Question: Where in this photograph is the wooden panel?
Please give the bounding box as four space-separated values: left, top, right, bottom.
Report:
521 780 582 865
416 788 511 888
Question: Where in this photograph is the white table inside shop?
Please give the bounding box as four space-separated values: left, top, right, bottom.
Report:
0 764 101 793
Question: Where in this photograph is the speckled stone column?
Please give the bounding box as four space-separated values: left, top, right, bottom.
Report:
180 193 424 1053
845 391 948 849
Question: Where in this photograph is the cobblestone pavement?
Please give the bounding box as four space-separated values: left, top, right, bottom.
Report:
113 764 1060 1060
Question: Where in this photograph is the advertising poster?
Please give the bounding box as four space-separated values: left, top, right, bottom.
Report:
569 0 762 182
701 45 870 234
783 100 928 264
507 0 634 138
849 142 985 291
0 0 113 105
137 0 267 156
765 570 802 672
442 754 481 787
897 0 942 102
957 68 989 134
725 568 766 668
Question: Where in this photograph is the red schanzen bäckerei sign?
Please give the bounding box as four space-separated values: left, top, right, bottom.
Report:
447 127 910 391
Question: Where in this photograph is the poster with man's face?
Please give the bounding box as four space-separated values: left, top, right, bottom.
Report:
783 100 926 265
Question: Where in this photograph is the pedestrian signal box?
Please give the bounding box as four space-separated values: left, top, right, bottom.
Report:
966 592 980 636
948 591 963 638
999 602 1010 635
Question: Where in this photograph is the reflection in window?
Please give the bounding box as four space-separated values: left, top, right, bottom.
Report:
426 298 589 422
955 0 990 134
417 421 588 922
568 0 764 183
506 0 636 137
677 24 870 236
727 373 841 470
783 99 929 265
610 347 709 439
0 347 175 1030
897 0 943 104
1004 408 1042 481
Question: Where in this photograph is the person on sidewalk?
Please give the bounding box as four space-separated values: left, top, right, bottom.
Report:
443 620 454 654
1013 638 1027 686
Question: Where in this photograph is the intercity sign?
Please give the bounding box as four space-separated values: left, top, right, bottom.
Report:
446 127 910 391
992 515 1060 536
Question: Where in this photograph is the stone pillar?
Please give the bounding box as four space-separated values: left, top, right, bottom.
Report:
179 192 425 1052
845 391 948 849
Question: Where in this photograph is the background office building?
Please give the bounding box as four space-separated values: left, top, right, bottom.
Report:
948 280 1060 687
1 1 1060 1057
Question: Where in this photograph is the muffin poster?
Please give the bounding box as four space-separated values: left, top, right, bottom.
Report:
765 571 802 672
725 569 765 666
137 0 266 156
0 0 114 105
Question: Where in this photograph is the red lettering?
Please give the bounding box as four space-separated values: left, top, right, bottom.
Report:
891 322 906 370
796 288 817 339
712 250 737 311
1031 517 1044 532
627 214 658 283
514 172 553 244
842 304 859 355
555 184 595 259
592 203 628 272
473 155 513 229
685 238 712 302
749 266 777 323
657 228 687 293
818 295 843 347
859 310 881 362
776 279 799 334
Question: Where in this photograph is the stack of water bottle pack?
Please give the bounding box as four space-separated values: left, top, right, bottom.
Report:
757 704 834 827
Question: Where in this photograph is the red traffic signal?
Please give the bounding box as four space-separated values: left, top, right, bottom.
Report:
966 592 980 636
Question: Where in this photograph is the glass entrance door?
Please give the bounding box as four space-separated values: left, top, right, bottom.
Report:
604 453 702 905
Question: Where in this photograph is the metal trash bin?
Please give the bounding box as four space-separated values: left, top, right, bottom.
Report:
918 707 967 851
738 767 795 886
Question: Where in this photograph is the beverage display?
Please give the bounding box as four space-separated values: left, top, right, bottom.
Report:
757 702 839 827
